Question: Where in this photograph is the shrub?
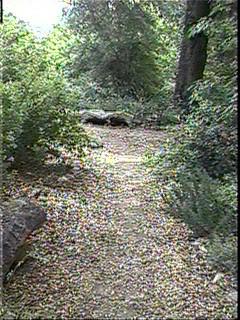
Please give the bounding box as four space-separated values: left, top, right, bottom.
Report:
161 167 237 237
1 15 89 163
145 142 237 275
186 78 237 179
207 234 237 275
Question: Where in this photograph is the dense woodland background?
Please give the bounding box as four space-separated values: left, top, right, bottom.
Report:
1 0 237 310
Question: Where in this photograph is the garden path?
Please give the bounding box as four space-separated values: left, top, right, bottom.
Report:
3 124 235 319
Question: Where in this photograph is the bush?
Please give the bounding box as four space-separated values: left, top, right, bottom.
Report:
145 142 237 274
182 1 237 179
186 78 237 179
207 234 237 275
161 167 237 237
1 15 89 163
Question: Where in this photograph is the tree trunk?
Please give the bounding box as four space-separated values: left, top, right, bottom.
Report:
174 0 210 108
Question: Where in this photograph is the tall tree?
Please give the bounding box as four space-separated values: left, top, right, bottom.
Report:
67 0 162 99
174 0 210 107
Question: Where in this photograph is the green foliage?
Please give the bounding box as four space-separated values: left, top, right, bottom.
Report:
71 69 180 126
163 168 236 237
1 15 88 163
145 134 237 273
145 0 237 273
67 0 183 117
207 234 237 275
184 0 237 179
68 0 160 98
186 82 237 179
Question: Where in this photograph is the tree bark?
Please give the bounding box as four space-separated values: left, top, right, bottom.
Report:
174 0 210 108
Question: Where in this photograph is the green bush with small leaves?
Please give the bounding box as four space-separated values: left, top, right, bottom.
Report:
1 15 89 163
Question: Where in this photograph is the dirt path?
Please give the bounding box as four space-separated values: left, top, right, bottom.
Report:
3 125 236 319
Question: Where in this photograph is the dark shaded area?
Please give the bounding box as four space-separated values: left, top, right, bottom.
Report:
85 117 128 126
174 0 210 107
108 116 129 127
85 117 108 126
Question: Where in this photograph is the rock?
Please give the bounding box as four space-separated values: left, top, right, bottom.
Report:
80 109 107 125
1 199 46 280
79 109 132 127
107 112 131 127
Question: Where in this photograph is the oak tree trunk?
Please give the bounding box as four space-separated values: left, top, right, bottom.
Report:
174 0 210 108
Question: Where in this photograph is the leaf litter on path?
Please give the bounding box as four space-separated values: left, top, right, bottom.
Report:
2 124 237 319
